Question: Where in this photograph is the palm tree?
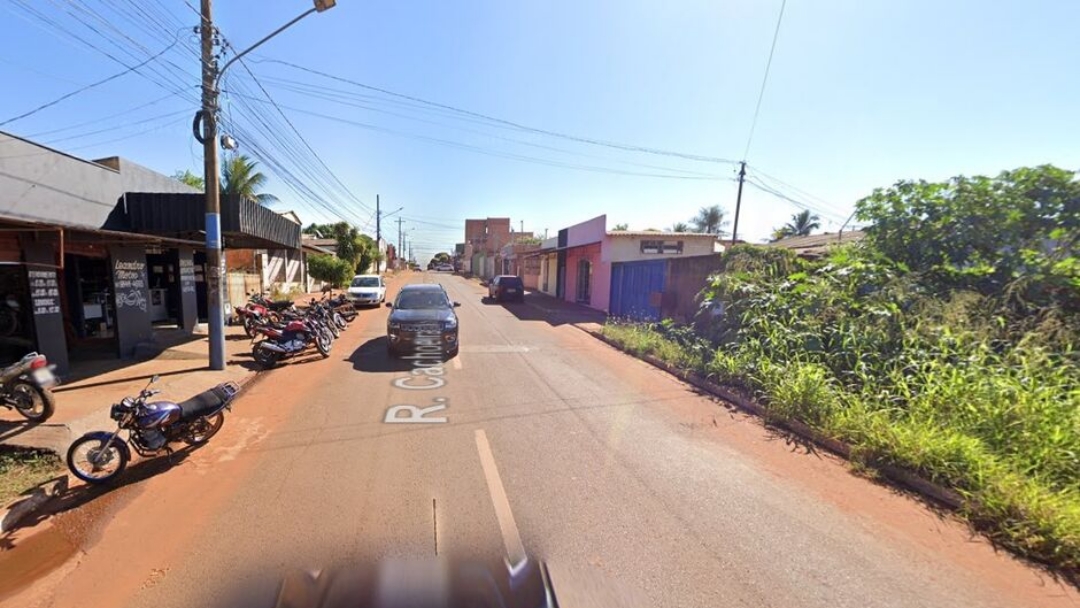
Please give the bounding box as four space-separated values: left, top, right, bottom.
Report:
780 210 821 237
691 205 728 236
221 154 278 204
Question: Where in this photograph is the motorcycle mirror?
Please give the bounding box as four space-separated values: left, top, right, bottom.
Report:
151 374 160 383
385 302 393 308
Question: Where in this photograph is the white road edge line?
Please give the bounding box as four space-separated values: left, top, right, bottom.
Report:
474 429 527 570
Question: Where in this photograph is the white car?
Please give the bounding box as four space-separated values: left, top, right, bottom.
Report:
346 274 386 306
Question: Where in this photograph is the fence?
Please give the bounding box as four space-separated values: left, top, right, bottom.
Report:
660 254 725 324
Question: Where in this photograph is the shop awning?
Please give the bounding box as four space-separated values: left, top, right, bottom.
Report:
105 193 301 250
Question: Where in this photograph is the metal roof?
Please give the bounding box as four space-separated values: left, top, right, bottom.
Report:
107 192 301 249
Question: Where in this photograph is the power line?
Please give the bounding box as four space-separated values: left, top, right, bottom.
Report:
221 95 725 181
248 76 722 178
252 58 738 166
0 31 181 126
742 0 788 161
233 54 374 214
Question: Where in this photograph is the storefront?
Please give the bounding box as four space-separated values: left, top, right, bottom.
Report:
0 222 204 374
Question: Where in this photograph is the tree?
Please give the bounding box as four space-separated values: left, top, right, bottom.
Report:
303 223 335 238
855 165 1080 308
670 221 689 232
691 205 729 236
612 223 629 231
356 234 380 273
307 254 353 287
221 154 278 204
771 210 821 240
433 252 451 262
172 169 204 191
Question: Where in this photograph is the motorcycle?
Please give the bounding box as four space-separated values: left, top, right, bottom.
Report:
66 375 239 484
0 352 59 422
235 294 281 339
250 314 333 369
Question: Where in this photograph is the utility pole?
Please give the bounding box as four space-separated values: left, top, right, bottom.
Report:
200 0 225 371
196 0 336 370
520 220 524 234
396 217 403 266
730 161 747 248
375 194 381 246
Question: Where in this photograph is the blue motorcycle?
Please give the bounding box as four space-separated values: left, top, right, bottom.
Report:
66 375 240 484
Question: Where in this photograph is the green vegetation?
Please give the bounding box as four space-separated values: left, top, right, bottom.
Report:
0 447 62 505
304 222 382 274
221 154 277 205
603 165 1080 574
306 254 353 288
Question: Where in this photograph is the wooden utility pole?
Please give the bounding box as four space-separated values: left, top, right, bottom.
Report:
200 0 225 370
730 161 747 248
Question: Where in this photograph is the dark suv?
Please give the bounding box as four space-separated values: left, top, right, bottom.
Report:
488 275 525 303
386 284 460 358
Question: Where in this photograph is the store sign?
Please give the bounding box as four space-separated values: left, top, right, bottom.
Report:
114 259 148 312
29 269 61 316
179 258 196 294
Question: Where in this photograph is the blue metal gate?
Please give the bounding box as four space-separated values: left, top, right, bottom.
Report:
609 260 666 321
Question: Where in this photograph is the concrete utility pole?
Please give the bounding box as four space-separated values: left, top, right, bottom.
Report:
730 161 747 248
396 217 403 266
197 0 336 370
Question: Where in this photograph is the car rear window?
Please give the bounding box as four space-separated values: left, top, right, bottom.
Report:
500 277 523 287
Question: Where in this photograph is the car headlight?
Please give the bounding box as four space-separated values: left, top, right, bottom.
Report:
443 318 458 330
388 322 401 331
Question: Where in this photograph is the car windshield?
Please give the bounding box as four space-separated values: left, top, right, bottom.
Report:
351 277 379 288
395 291 449 309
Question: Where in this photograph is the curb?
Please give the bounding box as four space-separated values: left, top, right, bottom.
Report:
0 476 68 534
576 325 964 510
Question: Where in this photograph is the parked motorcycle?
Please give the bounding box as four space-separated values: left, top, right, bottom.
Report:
235 294 281 339
0 352 59 422
250 314 333 369
66 375 239 484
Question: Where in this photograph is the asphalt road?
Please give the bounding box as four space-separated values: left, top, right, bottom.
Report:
3 273 1076 608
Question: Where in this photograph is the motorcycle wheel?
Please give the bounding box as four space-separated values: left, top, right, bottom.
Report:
183 412 225 445
316 330 333 357
328 319 340 339
243 316 258 338
67 435 128 484
253 345 281 369
333 311 347 330
10 381 55 423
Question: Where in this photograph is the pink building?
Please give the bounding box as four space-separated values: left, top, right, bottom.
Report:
536 214 722 314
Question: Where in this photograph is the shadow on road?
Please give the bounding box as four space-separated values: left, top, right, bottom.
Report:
348 337 420 373
54 366 206 393
496 292 607 327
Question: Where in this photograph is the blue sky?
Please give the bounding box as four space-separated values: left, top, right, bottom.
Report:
1 1 1077 261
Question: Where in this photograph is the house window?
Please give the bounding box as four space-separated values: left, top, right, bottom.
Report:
640 240 683 254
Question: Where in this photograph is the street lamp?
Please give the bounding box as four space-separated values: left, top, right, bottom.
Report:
196 0 336 370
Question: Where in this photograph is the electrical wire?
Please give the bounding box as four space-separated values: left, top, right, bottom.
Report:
238 79 721 179
0 31 182 126
251 58 738 166
222 95 724 181
742 0 788 161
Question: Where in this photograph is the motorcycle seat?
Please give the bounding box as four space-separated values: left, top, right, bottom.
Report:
179 383 239 419
267 300 293 311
